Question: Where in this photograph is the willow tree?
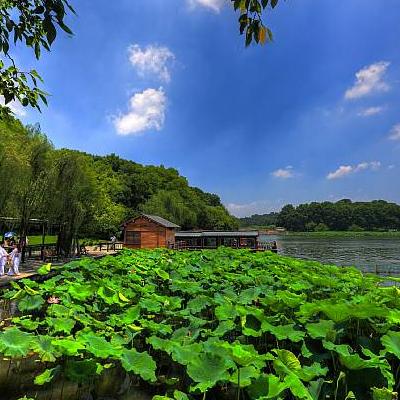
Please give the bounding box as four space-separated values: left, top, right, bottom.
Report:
49 149 98 256
12 124 53 243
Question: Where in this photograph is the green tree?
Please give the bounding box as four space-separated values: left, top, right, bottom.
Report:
0 0 74 116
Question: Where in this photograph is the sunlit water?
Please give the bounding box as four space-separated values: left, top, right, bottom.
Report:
260 235 400 274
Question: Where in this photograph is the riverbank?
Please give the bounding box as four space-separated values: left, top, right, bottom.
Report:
285 230 400 238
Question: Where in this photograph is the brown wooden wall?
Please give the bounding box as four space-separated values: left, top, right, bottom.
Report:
123 217 176 249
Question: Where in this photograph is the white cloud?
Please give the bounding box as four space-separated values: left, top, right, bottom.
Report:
327 161 381 180
187 0 226 12
389 124 400 141
0 96 27 117
113 88 166 136
345 61 390 100
128 44 175 83
357 106 385 117
271 166 294 179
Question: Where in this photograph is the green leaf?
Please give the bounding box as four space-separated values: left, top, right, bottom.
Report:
372 387 396 400
78 331 121 358
174 391 190 400
246 374 289 399
37 263 52 275
32 335 59 362
306 319 335 339
155 268 170 280
121 348 157 382
381 331 400 359
34 366 60 385
229 365 260 387
46 317 75 334
186 353 230 392
0 327 34 357
18 294 44 312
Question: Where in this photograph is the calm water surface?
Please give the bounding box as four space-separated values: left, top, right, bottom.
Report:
260 235 400 274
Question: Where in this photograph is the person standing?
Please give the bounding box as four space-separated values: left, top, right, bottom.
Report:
0 243 8 276
110 234 117 251
7 244 21 276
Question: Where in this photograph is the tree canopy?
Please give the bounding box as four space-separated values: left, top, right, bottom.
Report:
0 117 238 252
240 200 400 232
0 0 74 116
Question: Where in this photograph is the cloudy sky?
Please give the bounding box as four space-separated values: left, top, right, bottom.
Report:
10 0 400 217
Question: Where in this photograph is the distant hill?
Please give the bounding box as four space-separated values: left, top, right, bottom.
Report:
239 200 400 232
239 212 279 228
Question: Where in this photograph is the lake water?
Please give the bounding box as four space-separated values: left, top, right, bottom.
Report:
260 235 400 274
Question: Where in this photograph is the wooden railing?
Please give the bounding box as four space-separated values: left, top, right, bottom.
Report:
98 242 124 252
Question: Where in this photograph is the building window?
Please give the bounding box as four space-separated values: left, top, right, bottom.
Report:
126 231 141 245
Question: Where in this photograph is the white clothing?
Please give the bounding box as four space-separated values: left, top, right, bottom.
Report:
0 246 8 275
7 248 21 276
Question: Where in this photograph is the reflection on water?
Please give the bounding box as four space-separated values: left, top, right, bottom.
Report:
260 235 400 274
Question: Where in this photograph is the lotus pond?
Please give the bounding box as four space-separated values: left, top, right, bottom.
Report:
1 248 400 400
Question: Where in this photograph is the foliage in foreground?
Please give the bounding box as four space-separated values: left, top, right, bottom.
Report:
1 248 400 399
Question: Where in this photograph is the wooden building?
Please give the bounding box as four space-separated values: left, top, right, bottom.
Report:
121 214 180 249
174 231 259 250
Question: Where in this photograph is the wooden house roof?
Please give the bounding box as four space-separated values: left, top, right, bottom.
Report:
122 214 180 229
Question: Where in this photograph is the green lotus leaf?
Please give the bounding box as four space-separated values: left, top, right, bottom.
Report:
78 331 121 358
46 317 75 334
238 287 261 305
155 268 170 280
34 366 61 385
306 319 335 339
322 340 352 357
246 374 289 400
120 306 141 325
0 327 34 357
68 283 95 301
46 303 71 317
276 290 305 308
262 321 305 342
186 296 212 314
37 263 52 275
12 317 40 331
229 365 260 387
174 390 190 400
139 297 162 312
273 349 301 373
212 320 236 336
215 303 237 321
18 294 45 312
284 374 313 400
97 285 119 305
381 331 400 359
65 359 98 383
186 353 230 392
32 335 60 362
52 337 85 356
121 348 157 382
372 387 396 400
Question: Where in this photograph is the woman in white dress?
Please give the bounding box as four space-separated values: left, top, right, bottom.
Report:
7 244 21 276
0 244 8 276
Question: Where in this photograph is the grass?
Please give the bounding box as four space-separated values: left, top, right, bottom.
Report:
27 235 58 245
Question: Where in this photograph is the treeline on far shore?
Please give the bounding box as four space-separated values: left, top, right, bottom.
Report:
239 199 400 232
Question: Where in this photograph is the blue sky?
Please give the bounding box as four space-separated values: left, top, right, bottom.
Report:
8 0 400 217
